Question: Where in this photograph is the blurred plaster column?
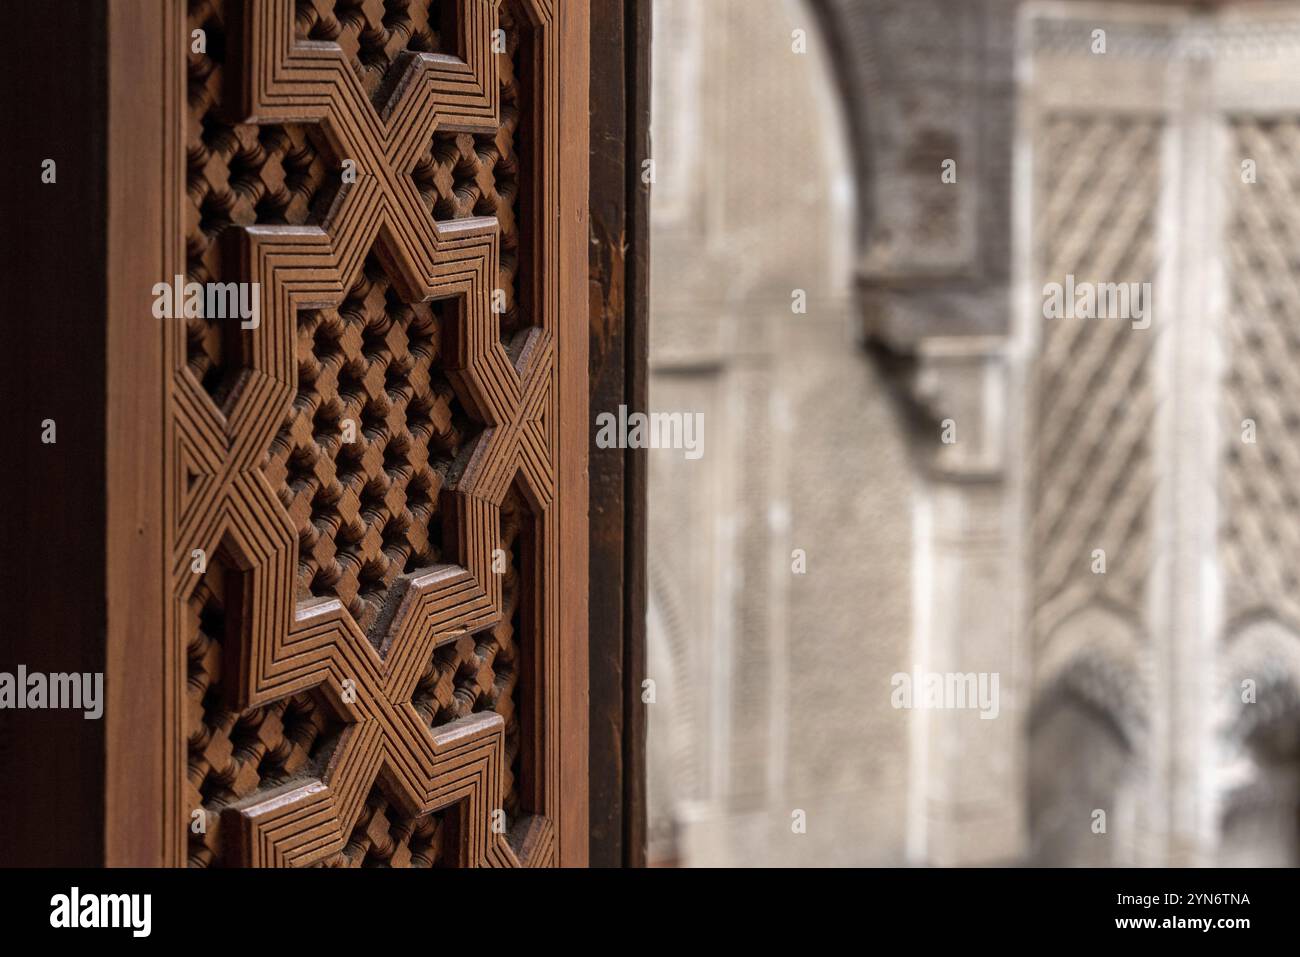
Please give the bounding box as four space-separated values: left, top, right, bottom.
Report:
811 0 1029 864
907 336 1025 866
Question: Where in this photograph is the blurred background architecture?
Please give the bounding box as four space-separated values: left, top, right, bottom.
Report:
645 0 1300 867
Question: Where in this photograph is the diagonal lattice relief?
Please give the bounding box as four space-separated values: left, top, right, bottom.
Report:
186 556 348 868
410 0 529 351
262 254 481 639
411 484 529 820
322 786 462 867
1221 116 1300 630
186 485 532 867
295 0 458 104
315 486 531 868
187 1 342 407
1030 114 1160 628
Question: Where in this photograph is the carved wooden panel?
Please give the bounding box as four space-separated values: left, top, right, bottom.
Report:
167 0 573 868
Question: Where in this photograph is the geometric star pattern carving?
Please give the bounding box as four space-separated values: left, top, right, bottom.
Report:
172 0 560 867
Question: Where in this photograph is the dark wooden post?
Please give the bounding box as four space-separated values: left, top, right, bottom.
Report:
587 0 651 869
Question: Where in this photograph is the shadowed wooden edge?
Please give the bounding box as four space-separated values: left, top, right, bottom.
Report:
586 0 649 869
0 0 110 866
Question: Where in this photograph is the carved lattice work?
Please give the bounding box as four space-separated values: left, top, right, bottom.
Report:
183 490 526 869
412 0 528 347
1029 114 1161 629
1221 116 1300 629
187 0 341 404
186 559 346 868
316 487 527 868
294 0 455 102
262 256 479 637
172 0 560 868
411 485 528 820
321 787 460 867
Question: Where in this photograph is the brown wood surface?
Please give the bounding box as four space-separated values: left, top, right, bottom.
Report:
587 0 650 868
104 0 171 868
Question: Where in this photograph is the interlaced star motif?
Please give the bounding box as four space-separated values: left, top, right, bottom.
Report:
175 0 560 868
